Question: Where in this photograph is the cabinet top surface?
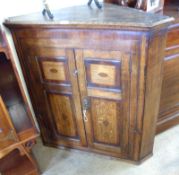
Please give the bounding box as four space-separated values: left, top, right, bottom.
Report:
4 3 173 29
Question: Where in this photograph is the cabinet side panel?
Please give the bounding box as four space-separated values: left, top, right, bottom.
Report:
140 29 167 159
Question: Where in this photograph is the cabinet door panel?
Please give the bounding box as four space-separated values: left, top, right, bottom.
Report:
21 47 87 148
76 49 130 157
48 93 78 138
91 98 121 145
40 59 69 82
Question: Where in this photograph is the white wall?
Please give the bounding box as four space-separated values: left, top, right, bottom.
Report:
0 0 102 129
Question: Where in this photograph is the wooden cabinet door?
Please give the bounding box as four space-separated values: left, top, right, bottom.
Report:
22 47 87 148
76 49 130 158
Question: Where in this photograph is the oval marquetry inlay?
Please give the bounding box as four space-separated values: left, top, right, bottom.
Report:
62 114 67 121
50 68 58 73
103 120 109 127
98 72 108 77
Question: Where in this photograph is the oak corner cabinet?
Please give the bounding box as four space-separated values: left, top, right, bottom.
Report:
4 4 173 163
